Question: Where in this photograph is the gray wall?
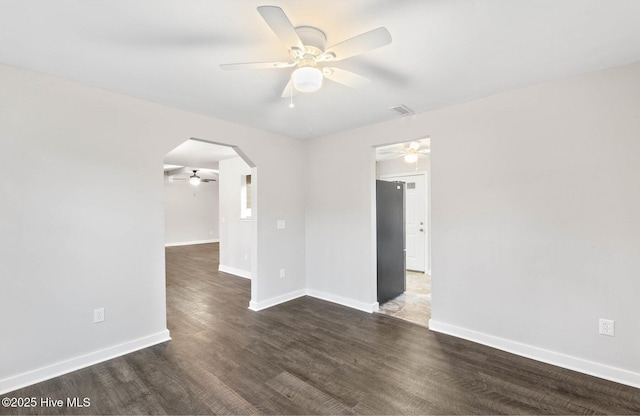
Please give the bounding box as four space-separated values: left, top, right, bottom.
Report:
0 64 307 393
306 61 640 386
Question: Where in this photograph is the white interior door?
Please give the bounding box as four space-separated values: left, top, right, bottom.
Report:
384 174 426 272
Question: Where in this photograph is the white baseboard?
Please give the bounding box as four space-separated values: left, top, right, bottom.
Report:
428 319 640 389
247 288 379 314
165 239 219 247
0 330 171 395
248 289 306 311
218 264 251 279
306 289 379 313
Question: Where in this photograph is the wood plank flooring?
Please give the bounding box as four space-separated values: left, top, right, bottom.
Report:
2 243 640 415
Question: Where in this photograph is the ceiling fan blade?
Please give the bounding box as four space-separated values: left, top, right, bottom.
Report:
281 77 299 98
323 67 370 88
165 167 187 176
201 179 217 182
377 150 405 155
418 149 431 154
220 61 294 70
377 153 405 161
257 6 304 51
324 27 392 61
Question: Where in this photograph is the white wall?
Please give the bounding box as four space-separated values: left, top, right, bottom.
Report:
218 157 252 278
376 156 430 178
0 64 307 394
306 61 640 387
164 175 219 246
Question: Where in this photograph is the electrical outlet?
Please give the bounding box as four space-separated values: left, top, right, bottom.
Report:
94 308 105 323
277 220 285 230
599 318 615 337
244 253 249 261
279 269 286 278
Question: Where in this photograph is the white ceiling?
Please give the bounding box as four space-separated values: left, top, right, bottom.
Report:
164 139 239 170
2 1 640 139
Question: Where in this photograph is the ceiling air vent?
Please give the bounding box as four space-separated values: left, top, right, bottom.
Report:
389 104 414 116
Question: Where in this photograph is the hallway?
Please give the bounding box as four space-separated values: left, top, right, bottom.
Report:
377 271 431 326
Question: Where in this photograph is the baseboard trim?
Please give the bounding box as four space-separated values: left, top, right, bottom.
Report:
218 265 251 279
247 289 378 314
248 289 306 311
165 239 219 247
0 330 171 395
428 320 640 389
306 289 379 313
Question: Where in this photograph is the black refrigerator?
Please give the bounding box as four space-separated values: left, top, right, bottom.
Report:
376 180 406 303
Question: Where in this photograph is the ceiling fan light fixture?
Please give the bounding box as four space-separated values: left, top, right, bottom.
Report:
189 172 201 186
292 66 323 93
404 153 418 164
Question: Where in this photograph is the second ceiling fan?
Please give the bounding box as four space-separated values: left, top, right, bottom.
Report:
378 141 430 164
220 6 392 97
169 169 217 186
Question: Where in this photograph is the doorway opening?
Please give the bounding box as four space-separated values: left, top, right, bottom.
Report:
374 137 431 327
163 138 258 307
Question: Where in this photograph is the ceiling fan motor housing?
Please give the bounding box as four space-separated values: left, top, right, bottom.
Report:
290 27 327 92
295 26 327 56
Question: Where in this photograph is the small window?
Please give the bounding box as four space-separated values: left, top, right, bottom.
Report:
241 174 252 219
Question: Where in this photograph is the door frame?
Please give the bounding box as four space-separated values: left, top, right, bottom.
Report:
164 137 259 308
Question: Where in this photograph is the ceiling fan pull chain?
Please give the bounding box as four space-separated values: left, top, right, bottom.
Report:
289 80 295 108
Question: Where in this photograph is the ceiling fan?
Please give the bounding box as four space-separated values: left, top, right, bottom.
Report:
378 141 430 163
169 170 217 186
220 6 392 97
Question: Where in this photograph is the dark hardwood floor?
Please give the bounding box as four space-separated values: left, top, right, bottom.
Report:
3 242 640 415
